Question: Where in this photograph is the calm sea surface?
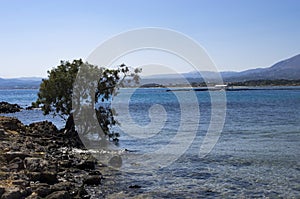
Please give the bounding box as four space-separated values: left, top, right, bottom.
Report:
0 88 299 198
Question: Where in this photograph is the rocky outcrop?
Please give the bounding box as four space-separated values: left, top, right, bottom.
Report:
0 116 104 199
0 116 25 132
0 102 22 114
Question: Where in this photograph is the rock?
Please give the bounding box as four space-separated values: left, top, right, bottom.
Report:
0 187 26 199
0 116 25 131
108 155 122 168
81 195 91 199
76 159 95 171
0 102 22 114
9 163 21 171
24 141 35 150
11 179 29 187
88 170 102 176
77 187 90 199
24 158 48 172
27 121 58 136
25 105 39 110
0 187 5 198
50 182 73 192
129 185 142 189
3 152 30 162
58 160 72 168
77 161 95 171
0 116 105 199
9 157 24 171
83 175 102 185
26 172 41 182
27 172 58 185
10 142 21 151
34 186 53 198
45 191 70 199
0 128 5 137
25 192 40 199
41 172 59 185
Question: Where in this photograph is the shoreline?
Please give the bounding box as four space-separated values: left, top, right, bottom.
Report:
1 85 300 91
0 116 107 198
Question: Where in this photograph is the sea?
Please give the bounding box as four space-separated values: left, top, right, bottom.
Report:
0 87 299 198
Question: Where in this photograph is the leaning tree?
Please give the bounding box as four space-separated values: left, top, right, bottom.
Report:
35 59 140 142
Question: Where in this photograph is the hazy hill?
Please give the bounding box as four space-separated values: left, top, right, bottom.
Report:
0 77 42 89
223 54 300 81
141 54 300 84
0 54 299 88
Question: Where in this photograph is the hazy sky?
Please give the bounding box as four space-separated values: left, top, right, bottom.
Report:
0 0 300 78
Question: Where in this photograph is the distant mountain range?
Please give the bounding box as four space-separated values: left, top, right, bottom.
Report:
221 54 300 81
0 54 299 88
0 77 42 89
141 54 300 85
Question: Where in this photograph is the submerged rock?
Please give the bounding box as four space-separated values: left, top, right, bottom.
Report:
129 185 142 189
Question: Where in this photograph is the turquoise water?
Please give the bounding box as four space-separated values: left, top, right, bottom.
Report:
0 89 66 128
0 88 299 198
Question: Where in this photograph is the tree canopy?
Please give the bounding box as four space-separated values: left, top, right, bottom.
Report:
35 59 140 142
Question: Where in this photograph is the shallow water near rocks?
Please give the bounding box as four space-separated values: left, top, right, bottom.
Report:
1 88 300 198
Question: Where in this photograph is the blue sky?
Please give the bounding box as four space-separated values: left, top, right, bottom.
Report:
0 0 300 78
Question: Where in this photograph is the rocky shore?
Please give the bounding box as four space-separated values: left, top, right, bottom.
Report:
0 102 22 114
0 116 105 199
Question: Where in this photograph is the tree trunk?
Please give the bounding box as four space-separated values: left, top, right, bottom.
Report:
65 114 75 132
64 114 85 148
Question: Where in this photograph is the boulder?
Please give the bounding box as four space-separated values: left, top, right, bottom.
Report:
45 191 70 199
76 155 96 171
0 187 27 199
3 151 30 162
0 116 25 131
24 157 48 172
9 157 24 171
83 175 102 185
58 160 72 168
27 121 58 136
25 192 40 199
50 182 73 192
40 172 59 185
0 187 5 198
26 172 58 185
34 186 53 198
11 179 29 187
0 116 101 199
0 129 5 137
76 187 90 199
129 184 142 189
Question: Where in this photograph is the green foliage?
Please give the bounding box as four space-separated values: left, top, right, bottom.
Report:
36 59 82 117
35 59 141 142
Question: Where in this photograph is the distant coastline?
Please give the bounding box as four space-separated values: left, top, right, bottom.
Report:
1 79 300 90
140 79 300 88
1 53 299 89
